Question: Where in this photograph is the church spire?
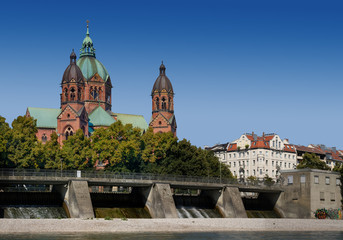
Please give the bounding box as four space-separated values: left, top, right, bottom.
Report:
80 20 96 58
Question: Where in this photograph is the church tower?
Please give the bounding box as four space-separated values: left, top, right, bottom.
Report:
77 21 113 113
149 62 177 136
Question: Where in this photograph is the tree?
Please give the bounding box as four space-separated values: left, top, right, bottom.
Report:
7 116 37 168
296 152 330 170
61 129 92 170
43 132 61 169
0 116 10 167
91 121 143 172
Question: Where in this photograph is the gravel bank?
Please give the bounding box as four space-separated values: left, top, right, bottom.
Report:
0 218 343 233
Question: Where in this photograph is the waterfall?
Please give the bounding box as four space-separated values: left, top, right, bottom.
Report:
177 207 221 218
3 207 67 219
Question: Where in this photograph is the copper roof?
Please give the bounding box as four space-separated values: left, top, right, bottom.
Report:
62 52 84 84
151 62 174 95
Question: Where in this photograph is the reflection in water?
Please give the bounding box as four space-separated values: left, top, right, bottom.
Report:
0 232 343 240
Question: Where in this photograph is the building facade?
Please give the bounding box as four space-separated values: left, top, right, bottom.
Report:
209 132 297 180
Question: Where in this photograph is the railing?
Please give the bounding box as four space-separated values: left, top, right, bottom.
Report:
0 168 280 187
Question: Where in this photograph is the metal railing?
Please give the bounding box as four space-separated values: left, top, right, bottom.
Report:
0 168 280 187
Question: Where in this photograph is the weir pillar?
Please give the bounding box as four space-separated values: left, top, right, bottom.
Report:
53 180 94 219
142 183 178 218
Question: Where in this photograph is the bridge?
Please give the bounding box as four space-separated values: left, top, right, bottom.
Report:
0 168 284 219
0 168 283 192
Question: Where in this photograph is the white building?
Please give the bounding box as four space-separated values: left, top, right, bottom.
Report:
213 132 297 180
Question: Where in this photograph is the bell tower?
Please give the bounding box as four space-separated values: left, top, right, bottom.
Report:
149 62 177 136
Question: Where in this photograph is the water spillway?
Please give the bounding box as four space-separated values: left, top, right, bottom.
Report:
0 185 68 219
242 191 281 218
90 188 151 218
173 189 223 218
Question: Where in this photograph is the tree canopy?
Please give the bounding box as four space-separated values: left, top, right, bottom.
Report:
0 116 232 179
296 152 330 170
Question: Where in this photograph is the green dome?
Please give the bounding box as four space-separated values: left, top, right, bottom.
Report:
77 56 109 82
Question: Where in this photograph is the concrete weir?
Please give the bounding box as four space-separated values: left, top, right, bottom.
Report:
53 181 94 219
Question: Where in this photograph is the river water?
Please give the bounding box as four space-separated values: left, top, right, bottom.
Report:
0 232 342 240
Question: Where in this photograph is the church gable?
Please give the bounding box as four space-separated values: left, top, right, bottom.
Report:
149 113 170 128
58 105 79 121
89 73 105 83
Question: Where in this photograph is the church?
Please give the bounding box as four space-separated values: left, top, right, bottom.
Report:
26 23 177 144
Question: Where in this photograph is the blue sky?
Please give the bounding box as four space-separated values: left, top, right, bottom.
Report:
0 0 342 149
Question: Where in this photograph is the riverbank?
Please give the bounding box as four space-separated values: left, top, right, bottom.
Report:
0 218 342 233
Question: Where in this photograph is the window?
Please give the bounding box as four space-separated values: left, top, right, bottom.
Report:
314 176 319 184
246 170 249 175
331 193 335 202
266 151 268 156
336 178 341 186
229 154 231 158
279 142 281 148
288 176 293 185
272 161 274 167
259 151 262 154
272 170 274 176
293 155 295 159
234 171 236 176
233 153 236 158
253 160 255 166
320 192 325 201
161 97 167 110
41 134 47 143
155 97 160 110
233 162 236 167
266 160 268 165
253 169 256 176
259 169 262 175
325 177 330 185
300 175 306 183
253 151 255 156
65 126 74 140
288 163 291 168
272 152 274 157
284 162 286 168
273 141 275 147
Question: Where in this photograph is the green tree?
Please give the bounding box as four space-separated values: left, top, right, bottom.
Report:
43 132 61 169
7 116 37 168
143 138 232 178
91 121 143 172
296 152 330 170
61 129 92 170
0 116 11 167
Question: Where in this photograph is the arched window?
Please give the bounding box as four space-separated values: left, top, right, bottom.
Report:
78 88 82 100
155 97 159 110
64 88 68 101
65 126 74 140
91 87 98 100
70 88 76 101
161 97 166 110
168 97 171 110
41 134 47 143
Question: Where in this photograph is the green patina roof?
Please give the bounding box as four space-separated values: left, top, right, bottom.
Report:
89 106 116 127
77 56 109 81
27 107 61 129
114 113 148 131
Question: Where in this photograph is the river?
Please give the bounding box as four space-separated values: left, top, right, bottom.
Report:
0 232 342 240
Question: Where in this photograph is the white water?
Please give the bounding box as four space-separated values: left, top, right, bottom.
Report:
177 207 221 218
3 207 67 219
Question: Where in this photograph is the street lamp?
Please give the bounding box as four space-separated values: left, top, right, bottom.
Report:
60 158 63 177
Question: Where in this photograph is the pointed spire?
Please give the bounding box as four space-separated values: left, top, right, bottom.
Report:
80 20 96 58
70 49 76 64
159 61 166 75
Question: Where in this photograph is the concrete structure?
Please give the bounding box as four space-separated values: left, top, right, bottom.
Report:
276 169 342 218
